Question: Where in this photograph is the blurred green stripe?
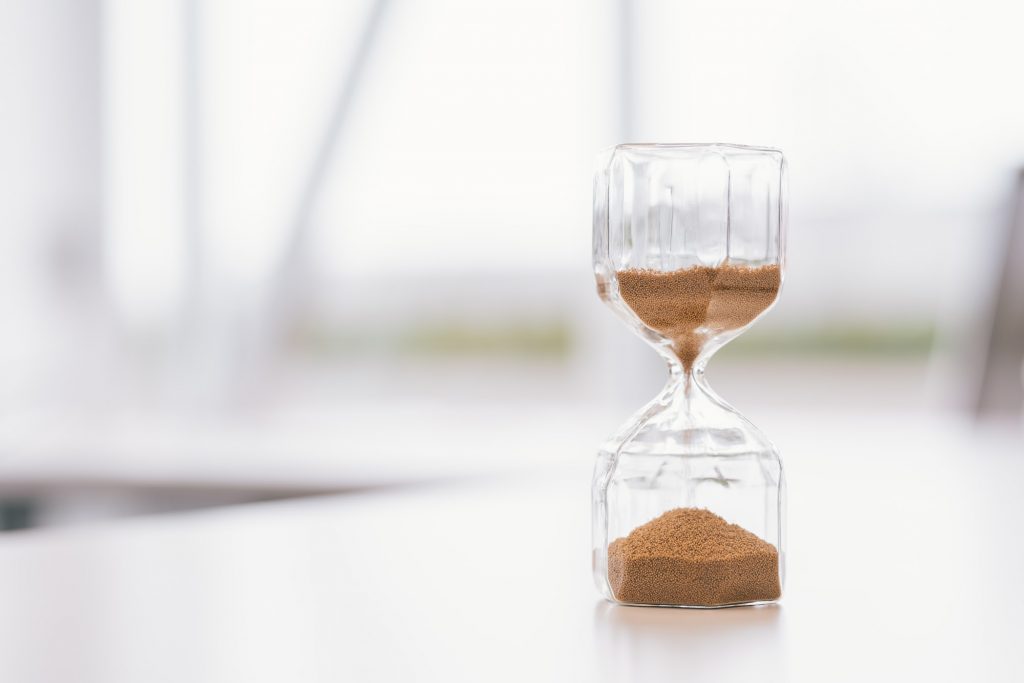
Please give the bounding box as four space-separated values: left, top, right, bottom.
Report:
720 324 936 357
290 320 935 359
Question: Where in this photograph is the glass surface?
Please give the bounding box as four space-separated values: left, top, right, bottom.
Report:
592 143 787 608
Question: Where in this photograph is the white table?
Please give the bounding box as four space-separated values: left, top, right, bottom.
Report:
0 415 1021 682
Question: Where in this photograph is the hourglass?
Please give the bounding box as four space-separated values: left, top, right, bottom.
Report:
592 143 786 608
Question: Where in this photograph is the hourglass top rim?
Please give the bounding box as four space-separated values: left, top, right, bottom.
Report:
605 142 784 156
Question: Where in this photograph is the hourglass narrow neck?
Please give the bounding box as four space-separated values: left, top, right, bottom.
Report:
604 344 775 459
664 356 716 411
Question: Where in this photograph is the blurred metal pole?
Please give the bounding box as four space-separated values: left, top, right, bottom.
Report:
617 0 634 141
975 170 1024 418
183 0 204 324
0 0 106 409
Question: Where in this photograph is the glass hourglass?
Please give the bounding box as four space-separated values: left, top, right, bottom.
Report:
592 143 786 608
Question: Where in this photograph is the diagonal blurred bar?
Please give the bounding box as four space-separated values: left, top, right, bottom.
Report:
273 0 393 320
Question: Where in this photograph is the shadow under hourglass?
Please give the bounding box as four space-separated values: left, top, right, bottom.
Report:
592 601 787 682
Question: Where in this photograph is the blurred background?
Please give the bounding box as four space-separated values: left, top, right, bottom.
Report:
1 0 1023 529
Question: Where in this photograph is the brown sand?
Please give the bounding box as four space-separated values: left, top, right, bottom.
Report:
617 264 780 371
607 507 781 606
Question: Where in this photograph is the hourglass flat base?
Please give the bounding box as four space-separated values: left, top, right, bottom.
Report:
604 597 781 609
607 599 781 609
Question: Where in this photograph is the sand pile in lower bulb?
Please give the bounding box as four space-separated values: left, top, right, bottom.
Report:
607 507 781 606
